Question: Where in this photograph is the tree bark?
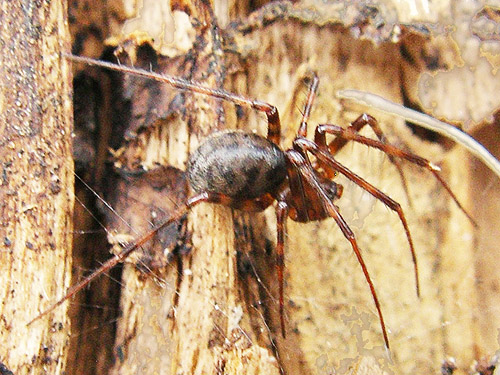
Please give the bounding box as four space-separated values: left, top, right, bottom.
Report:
52 0 500 374
0 1 73 375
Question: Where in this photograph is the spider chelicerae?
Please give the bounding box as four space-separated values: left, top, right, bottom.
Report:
30 53 473 349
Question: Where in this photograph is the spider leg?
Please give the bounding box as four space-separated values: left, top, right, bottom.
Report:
66 54 282 145
315 114 410 202
216 193 275 212
295 137 419 299
28 192 212 326
252 101 281 145
286 149 390 349
314 122 476 226
297 72 319 138
189 191 287 337
275 200 289 338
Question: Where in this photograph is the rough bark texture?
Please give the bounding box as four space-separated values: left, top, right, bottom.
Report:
34 0 500 374
0 1 74 374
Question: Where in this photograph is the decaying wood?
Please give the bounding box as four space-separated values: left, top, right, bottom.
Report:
0 1 74 375
34 0 500 374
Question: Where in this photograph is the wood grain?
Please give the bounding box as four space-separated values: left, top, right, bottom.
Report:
0 1 73 374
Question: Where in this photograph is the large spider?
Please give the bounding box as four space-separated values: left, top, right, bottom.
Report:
32 53 473 349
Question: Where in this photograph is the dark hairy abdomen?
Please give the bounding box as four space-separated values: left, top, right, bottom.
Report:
187 132 287 200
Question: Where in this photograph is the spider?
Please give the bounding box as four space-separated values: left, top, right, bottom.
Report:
30 53 473 349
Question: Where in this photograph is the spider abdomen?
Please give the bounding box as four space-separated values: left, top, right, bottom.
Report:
187 132 287 201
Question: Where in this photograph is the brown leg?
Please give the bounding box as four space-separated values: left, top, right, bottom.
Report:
28 192 216 325
315 114 410 201
206 193 274 212
66 54 282 145
189 191 286 337
275 200 289 337
294 137 419 299
286 149 390 349
297 72 319 138
313 122 476 226
323 114 389 154
206 191 286 336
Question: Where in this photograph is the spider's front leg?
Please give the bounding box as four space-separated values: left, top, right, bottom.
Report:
313 121 475 225
294 137 419 297
284 148 390 349
314 114 409 198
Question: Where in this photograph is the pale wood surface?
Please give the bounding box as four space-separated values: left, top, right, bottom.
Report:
0 1 74 374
